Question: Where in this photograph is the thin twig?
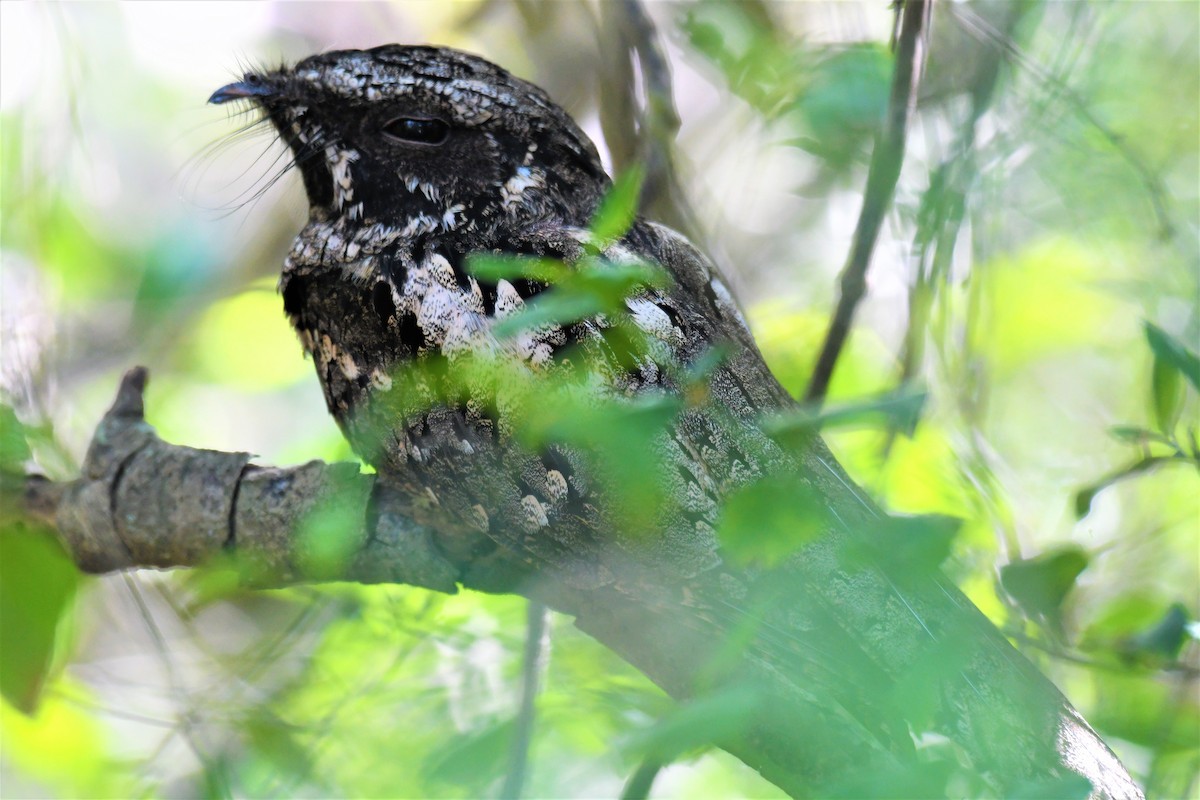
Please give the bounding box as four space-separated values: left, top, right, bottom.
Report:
804 0 932 406
500 599 548 799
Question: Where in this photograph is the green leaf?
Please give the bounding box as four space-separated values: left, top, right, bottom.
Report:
490 292 599 339
1116 602 1193 665
464 253 567 284
1000 547 1089 624
718 476 830 567
765 388 927 440
792 44 891 167
1073 456 1184 519
0 526 78 713
1144 320 1200 393
1106 425 1171 446
0 405 31 474
821 759 957 800
589 167 645 247
1151 348 1185 435
490 258 666 339
878 514 963 573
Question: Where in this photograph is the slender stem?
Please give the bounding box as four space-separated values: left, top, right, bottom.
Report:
804 0 931 406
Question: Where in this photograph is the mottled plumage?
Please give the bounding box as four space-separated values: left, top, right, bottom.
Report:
211 45 825 593
208 47 1145 797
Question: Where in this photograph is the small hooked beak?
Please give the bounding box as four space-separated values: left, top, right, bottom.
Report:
208 78 275 105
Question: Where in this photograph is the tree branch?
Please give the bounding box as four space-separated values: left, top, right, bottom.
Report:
14 367 1144 799
25 367 457 592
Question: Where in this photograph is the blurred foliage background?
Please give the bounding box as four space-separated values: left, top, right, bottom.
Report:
0 1 1196 798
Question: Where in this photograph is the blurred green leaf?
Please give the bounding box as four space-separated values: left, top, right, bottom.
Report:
718 476 830 567
791 44 891 167
1151 351 1185 435
766 388 927 441
682 4 798 116
244 710 313 784
878 513 963 574
590 167 645 247
820 759 956 800
1116 602 1193 665
490 258 666 339
1000 547 1089 625
295 471 371 581
465 253 567 284
0 405 31 474
423 718 514 790
1144 321 1200 393
1087 671 1200 751
0 526 78 713
1107 425 1172 447
623 683 764 764
1074 456 1188 519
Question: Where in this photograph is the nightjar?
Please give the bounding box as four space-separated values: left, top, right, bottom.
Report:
209 45 856 598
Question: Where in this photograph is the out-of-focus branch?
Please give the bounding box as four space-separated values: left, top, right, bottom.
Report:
500 599 548 800
597 0 700 241
804 0 932 406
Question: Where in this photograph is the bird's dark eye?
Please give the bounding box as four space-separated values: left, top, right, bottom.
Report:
381 117 449 146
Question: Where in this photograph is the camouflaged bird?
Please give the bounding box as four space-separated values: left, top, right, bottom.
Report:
208 46 1144 798
209 44 839 595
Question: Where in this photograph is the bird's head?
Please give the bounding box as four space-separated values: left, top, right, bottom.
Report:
210 45 610 233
